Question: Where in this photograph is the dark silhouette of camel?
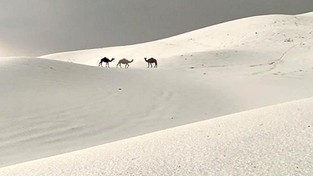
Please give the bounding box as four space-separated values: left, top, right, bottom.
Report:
117 58 133 68
99 57 115 68
144 57 158 68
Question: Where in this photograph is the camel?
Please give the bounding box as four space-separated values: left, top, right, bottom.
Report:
99 57 115 68
144 57 158 68
117 58 133 68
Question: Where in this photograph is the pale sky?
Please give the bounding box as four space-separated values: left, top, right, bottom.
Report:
0 0 313 57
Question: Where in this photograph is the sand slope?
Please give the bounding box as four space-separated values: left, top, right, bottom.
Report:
1 98 312 175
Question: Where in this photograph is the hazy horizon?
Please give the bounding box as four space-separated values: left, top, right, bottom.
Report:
0 0 313 57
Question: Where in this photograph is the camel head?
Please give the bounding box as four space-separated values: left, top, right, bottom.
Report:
144 57 148 62
130 59 134 63
111 58 115 62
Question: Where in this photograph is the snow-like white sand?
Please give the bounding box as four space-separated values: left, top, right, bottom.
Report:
1 12 313 175
3 57 313 168
1 98 313 175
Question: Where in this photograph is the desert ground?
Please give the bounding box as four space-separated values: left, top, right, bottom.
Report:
1 12 313 175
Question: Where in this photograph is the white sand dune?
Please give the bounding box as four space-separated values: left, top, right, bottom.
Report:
1 12 313 175
1 98 313 175
42 12 313 74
